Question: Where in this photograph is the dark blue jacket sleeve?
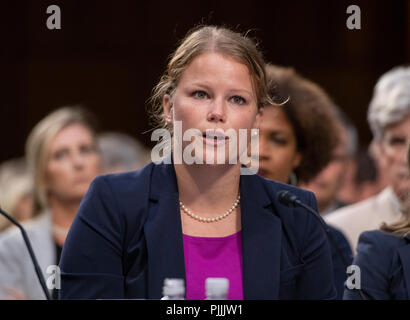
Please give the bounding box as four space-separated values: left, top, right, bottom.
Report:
59 176 126 299
296 192 337 299
329 226 353 299
343 231 393 300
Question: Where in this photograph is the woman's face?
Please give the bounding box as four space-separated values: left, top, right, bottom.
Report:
258 107 302 183
45 123 101 203
380 114 410 202
163 52 261 166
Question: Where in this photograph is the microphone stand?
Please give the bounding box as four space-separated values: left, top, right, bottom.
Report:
278 191 369 300
0 207 51 300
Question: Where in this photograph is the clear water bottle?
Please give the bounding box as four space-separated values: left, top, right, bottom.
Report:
161 278 185 300
205 277 229 300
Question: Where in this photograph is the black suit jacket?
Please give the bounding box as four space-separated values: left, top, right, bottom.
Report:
59 161 337 299
344 230 410 300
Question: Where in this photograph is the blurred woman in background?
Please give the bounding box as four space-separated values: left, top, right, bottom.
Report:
0 107 101 299
344 138 410 300
97 132 150 174
259 64 352 299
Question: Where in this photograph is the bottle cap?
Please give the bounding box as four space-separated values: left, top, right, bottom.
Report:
162 278 185 297
205 277 229 298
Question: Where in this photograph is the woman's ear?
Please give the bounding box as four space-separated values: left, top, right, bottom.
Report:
163 94 173 123
254 107 263 129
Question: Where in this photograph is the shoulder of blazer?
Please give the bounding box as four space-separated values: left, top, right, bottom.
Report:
96 162 155 199
257 175 316 217
88 162 156 238
358 229 409 250
253 175 318 243
356 230 408 270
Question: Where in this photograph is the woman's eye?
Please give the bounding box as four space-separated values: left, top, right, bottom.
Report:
192 91 208 99
388 137 406 146
80 145 95 154
230 95 246 105
270 136 287 145
54 149 68 160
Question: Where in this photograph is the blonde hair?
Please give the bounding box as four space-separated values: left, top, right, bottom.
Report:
25 107 98 216
148 25 272 132
380 137 410 236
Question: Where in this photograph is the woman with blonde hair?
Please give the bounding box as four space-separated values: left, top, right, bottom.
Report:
344 138 410 299
60 25 336 300
0 107 101 299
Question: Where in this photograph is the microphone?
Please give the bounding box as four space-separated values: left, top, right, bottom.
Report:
0 207 51 300
277 190 333 235
277 190 368 300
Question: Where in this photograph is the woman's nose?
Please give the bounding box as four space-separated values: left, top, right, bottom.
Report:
207 98 226 123
71 152 85 169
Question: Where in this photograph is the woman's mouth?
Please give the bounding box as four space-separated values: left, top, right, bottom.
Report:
201 130 229 146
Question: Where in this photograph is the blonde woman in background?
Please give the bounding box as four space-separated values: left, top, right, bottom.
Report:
0 107 101 299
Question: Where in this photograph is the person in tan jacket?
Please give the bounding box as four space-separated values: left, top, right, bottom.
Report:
325 66 410 254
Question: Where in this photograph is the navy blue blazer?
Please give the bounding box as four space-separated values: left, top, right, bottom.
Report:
344 230 410 300
328 226 353 299
59 161 337 300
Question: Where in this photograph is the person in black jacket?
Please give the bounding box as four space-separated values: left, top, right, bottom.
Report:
59 25 336 300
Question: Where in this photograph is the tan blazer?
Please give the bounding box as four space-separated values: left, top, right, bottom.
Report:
325 187 402 255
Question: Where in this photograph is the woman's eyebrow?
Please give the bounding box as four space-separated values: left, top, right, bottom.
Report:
188 82 212 90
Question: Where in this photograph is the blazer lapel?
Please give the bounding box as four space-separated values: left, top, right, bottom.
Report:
240 174 282 299
143 160 284 300
144 160 186 299
397 236 410 300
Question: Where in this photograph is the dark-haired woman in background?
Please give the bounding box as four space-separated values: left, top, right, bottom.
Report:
258 64 353 299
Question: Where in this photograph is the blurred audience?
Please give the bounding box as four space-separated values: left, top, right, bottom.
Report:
259 64 352 299
0 106 101 299
352 146 387 203
326 66 410 254
301 109 358 215
344 137 410 300
97 132 150 174
337 142 388 205
0 158 33 232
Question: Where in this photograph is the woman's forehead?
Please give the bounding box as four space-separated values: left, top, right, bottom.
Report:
178 52 255 93
48 124 94 150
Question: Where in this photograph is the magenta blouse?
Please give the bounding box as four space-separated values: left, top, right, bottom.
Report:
182 231 244 300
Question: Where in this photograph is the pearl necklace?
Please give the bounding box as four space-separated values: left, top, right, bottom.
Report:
179 194 241 223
